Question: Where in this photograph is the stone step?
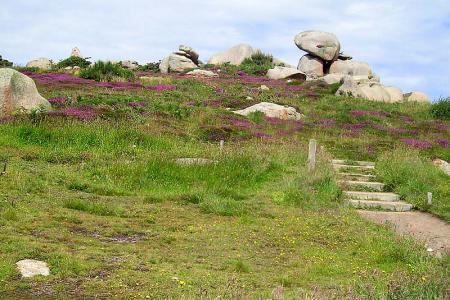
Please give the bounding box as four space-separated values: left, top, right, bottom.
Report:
338 173 377 182
344 191 400 202
338 180 385 191
333 164 375 172
349 200 413 212
332 159 375 167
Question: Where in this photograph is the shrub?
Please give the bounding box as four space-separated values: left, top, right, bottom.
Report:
239 51 274 75
430 97 450 120
138 61 161 72
79 61 134 82
0 55 13 67
56 56 91 69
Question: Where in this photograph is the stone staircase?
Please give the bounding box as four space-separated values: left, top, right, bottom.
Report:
333 159 413 212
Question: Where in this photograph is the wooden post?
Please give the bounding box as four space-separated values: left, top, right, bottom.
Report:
219 140 224 155
308 139 317 171
427 192 433 205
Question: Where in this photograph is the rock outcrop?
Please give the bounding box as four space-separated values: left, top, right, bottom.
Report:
121 60 139 70
160 46 199 74
294 31 340 61
0 68 51 115
208 44 255 65
71 47 82 58
266 66 306 80
292 30 430 103
186 69 218 77
404 92 430 103
233 102 303 120
26 58 52 70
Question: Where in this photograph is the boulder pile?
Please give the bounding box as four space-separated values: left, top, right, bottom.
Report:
293 30 429 103
160 45 199 74
0 68 51 115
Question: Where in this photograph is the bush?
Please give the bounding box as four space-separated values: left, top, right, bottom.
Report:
430 97 450 120
138 61 161 72
239 51 274 75
56 56 91 69
79 61 134 82
0 55 13 67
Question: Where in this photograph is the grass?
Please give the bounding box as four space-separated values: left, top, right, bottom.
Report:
0 67 448 298
376 147 450 220
79 61 134 82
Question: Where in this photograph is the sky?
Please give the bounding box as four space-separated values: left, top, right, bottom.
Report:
1 0 450 100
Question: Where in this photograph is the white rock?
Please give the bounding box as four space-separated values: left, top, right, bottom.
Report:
0 68 51 115
294 30 340 61
168 54 198 73
433 159 450 176
266 66 306 80
71 47 82 58
404 92 430 103
186 69 218 77
336 79 391 102
159 56 170 74
16 259 50 278
329 60 372 77
121 60 139 70
208 44 255 65
26 58 52 70
297 54 324 78
260 85 270 91
384 86 404 102
233 102 303 120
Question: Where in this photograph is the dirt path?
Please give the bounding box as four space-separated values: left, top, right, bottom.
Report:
358 210 450 257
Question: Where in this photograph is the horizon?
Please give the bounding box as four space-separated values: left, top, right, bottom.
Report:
1 0 450 100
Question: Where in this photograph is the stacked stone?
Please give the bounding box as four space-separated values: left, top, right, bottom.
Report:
160 45 199 74
294 30 429 103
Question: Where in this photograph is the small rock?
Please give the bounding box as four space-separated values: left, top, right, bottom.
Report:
121 60 139 70
433 159 450 176
233 102 303 120
16 259 50 278
246 96 254 100
260 85 270 91
427 248 434 252
266 66 306 80
186 69 218 77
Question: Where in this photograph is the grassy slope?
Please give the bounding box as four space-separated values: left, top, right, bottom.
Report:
0 69 449 298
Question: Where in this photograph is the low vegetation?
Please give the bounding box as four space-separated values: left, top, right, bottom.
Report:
0 65 448 298
239 51 275 75
56 56 91 69
79 61 134 82
431 97 450 120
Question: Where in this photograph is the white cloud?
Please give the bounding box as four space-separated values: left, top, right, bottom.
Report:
1 0 449 99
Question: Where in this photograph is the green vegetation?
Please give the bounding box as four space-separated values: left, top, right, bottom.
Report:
239 51 274 75
0 66 448 298
431 97 450 120
138 61 161 72
56 56 91 69
0 55 13 67
376 148 450 220
79 61 134 82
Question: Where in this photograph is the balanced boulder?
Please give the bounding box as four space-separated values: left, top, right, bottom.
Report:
267 66 306 80
234 102 303 120
0 68 51 115
294 31 340 61
160 45 199 74
71 47 82 58
297 54 324 78
404 92 430 103
208 44 255 65
26 58 52 70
